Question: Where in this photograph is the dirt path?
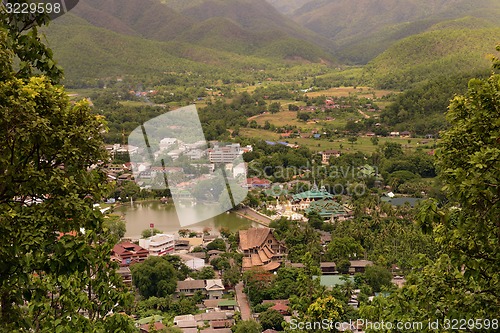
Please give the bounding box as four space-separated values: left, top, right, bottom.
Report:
358 109 370 119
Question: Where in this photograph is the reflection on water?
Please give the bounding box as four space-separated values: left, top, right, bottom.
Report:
115 201 257 238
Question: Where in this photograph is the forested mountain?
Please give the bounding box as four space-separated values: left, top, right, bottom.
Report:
66 0 334 59
42 0 338 84
365 20 500 135
268 0 500 63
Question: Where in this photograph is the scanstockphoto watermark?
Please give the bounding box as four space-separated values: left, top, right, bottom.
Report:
289 319 424 331
266 181 368 197
248 161 379 182
289 318 500 331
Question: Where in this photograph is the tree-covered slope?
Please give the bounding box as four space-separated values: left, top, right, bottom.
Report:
43 14 276 83
278 0 500 63
365 21 500 135
364 26 500 89
63 0 336 64
72 0 194 41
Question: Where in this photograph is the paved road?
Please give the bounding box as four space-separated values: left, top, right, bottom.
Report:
235 282 252 321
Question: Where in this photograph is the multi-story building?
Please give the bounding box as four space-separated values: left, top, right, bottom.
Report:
111 242 149 266
139 233 175 256
321 150 341 164
208 143 242 163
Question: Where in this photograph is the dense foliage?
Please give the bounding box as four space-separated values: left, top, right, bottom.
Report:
0 10 135 332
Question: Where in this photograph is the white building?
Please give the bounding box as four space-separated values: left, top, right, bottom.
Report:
159 138 178 150
139 233 175 256
208 143 242 163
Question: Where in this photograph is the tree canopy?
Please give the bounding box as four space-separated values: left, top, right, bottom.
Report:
0 9 135 332
360 45 500 331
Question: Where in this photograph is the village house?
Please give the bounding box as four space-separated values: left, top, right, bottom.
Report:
246 177 271 189
239 227 287 272
349 260 374 274
176 279 226 299
320 150 342 164
117 266 132 286
205 279 225 299
139 322 166 333
176 279 206 297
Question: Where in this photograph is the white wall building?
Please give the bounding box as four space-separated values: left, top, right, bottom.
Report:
139 233 175 256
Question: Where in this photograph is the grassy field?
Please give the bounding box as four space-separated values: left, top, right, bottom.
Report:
240 127 436 154
250 107 364 130
305 86 395 99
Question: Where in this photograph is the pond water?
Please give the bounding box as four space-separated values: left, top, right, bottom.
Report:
115 200 257 239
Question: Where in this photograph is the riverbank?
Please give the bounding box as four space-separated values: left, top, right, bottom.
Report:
233 206 273 227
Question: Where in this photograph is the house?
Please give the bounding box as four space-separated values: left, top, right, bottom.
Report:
176 279 226 299
176 279 206 296
320 150 341 164
389 131 400 137
270 302 290 315
349 260 373 274
117 266 132 286
305 199 353 222
246 177 271 189
174 315 198 330
111 242 149 266
200 327 232 333
400 131 411 138
140 322 166 333
205 279 225 299
184 258 206 271
175 240 191 251
139 233 175 256
239 228 287 272
320 262 337 275
217 299 238 311
159 138 177 150
289 262 337 275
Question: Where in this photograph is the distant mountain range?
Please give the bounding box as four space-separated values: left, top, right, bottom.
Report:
268 0 500 63
44 0 339 82
43 0 500 84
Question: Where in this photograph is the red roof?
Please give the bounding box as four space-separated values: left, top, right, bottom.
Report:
271 303 290 313
140 322 166 332
246 177 271 186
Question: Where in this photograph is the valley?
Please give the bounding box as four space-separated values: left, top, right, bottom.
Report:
1 0 499 331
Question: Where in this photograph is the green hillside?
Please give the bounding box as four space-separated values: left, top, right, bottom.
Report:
72 0 194 40
65 0 335 64
176 0 333 49
43 14 279 84
362 19 500 135
280 0 500 63
364 26 500 89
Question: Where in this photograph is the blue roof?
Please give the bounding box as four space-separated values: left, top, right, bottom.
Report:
265 141 276 145
277 141 289 146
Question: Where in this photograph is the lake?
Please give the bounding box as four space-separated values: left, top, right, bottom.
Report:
115 201 258 239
